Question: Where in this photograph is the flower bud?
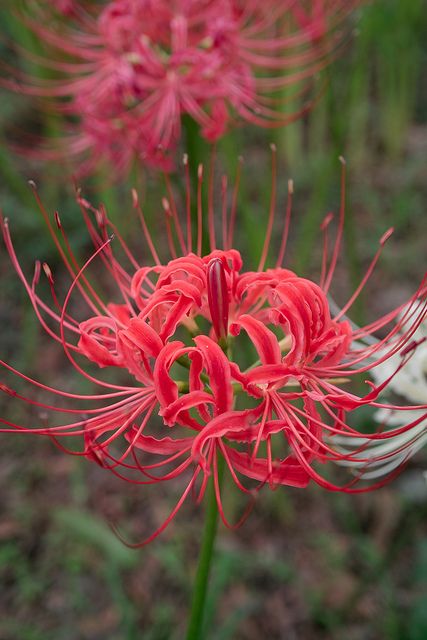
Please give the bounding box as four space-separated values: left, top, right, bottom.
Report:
207 258 229 341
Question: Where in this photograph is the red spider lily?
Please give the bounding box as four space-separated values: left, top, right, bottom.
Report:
1 153 426 545
3 0 361 174
52 0 77 15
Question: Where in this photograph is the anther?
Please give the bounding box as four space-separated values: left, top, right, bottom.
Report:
43 262 54 283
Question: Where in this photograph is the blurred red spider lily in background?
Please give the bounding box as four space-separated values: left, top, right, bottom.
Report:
52 0 77 15
3 0 361 174
1 152 426 544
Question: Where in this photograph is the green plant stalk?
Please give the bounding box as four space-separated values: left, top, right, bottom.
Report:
182 115 215 256
182 115 211 179
186 454 225 640
0 142 35 208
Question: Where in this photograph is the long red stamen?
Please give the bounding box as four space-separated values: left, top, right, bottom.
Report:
208 145 217 251
132 189 160 265
183 154 192 253
258 144 277 271
323 156 346 293
197 164 203 257
276 178 294 268
227 156 243 249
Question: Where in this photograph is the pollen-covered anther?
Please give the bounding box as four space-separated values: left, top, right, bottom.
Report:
42 262 54 284
207 258 229 342
162 198 172 216
131 188 139 208
0 383 17 397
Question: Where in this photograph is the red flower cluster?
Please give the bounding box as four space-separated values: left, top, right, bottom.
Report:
1 156 426 543
5 0 360 173
52 0 76 15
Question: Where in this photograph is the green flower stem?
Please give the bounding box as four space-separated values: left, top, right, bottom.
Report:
185 454 225 640
0 142 34 208
182 116 210 180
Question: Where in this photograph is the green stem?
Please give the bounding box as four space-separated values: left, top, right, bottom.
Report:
182 115 210 180
0 142 34 208
185 455 224 640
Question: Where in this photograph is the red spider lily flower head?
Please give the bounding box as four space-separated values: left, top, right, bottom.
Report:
1 152 426 545
52 0 77 15
4 0 361 174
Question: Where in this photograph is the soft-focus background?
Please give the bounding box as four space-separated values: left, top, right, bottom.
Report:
0 2 427 638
